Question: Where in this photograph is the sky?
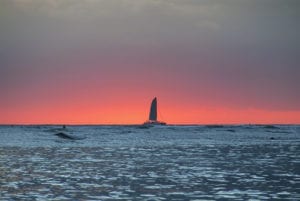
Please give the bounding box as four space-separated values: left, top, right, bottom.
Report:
0 0 299 124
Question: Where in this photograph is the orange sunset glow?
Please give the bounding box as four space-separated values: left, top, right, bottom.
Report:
1 91 300 124
0 1 299 125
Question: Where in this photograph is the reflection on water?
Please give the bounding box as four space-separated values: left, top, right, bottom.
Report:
0 125 299 200
1 145 299 200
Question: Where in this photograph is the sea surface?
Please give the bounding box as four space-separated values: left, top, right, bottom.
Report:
0 125 299 200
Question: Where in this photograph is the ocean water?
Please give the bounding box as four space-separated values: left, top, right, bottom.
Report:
0 125 299 200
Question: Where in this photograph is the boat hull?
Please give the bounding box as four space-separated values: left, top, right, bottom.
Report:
143 121 167 126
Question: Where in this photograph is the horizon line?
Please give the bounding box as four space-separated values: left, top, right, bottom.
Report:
0 123 299 126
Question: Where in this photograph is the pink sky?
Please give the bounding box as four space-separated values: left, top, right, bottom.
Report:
0 0 299 124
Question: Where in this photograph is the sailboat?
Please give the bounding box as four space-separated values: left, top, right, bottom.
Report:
143 97 166 126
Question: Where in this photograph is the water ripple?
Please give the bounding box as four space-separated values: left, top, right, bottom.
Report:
0 143 299 200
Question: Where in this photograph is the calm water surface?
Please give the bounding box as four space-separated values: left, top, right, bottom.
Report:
0 125 299 200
